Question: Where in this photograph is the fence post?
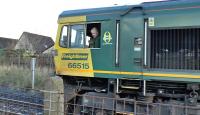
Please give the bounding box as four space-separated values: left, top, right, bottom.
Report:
49 92 52 115
31 57 36 89
18 54 20 67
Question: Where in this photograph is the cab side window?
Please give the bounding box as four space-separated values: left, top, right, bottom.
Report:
60 26 68 48
59 23 101 48
70 25 85 48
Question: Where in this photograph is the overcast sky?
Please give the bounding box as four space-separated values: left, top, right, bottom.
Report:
0 0 161 40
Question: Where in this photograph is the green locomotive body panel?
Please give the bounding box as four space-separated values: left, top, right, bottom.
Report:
55 0 200 82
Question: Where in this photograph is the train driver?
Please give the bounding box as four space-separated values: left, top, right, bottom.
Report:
89 27 100 48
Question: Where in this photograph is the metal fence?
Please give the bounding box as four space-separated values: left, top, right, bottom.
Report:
64 93 200 115
0 50 54 70
0 87 200 115
0 86 64 115
0 86 44 115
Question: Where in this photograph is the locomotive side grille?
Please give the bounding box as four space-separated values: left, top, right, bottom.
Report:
150 28 200 70
146 81 187 94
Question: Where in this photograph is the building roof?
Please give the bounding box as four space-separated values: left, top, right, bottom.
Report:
0 37 18 50
59 0 200 18
15 32 54 54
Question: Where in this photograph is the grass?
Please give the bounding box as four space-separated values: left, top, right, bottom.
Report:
0 65 54 89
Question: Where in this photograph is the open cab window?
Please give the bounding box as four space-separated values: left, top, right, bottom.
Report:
86 23 101 48
59 23 101 48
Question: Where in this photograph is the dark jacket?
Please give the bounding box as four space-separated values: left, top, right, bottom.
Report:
89 36 100 48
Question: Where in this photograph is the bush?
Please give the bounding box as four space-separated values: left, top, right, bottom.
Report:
0 65 54 89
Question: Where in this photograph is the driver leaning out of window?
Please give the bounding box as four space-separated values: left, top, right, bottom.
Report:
89 27 100 48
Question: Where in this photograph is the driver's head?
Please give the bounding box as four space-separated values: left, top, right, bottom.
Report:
91 27 99 38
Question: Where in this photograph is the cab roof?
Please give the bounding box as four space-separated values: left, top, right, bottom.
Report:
59 0 200 18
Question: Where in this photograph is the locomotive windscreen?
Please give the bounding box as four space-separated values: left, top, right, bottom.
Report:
150 28 200 70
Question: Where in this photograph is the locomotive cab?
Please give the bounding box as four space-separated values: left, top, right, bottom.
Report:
54 16 117 77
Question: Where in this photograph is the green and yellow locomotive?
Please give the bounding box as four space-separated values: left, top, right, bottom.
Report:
54 0 200 114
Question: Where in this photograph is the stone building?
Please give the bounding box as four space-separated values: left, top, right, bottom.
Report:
15 32 54 54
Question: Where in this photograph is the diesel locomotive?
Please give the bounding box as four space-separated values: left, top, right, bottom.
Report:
54 0 200 114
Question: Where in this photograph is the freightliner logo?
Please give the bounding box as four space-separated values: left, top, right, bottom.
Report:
61 53 88 60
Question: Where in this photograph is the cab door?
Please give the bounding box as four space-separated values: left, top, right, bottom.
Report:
119 16 144 78
91 20 118 78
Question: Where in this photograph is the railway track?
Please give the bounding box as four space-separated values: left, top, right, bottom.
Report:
0 86 44 115
0 97 43 115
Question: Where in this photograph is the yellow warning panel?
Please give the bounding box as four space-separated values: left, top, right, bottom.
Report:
55 48 94 77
